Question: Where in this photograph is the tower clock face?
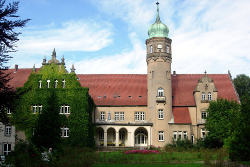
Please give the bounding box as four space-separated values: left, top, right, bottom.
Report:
157 44 162 49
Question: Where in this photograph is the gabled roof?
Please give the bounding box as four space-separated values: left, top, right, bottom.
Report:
4 68 238 107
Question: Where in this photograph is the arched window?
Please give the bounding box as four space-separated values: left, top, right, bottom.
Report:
167 45 170 53
150 45 153 53
158 88 164 96
47 80 50 88
62 79 66 88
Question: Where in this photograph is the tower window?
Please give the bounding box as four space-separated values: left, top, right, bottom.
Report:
158 88 164 96
167 45 170 53
201 112 207 119
158 109 164 119
150 45 153 53
157 44 162 49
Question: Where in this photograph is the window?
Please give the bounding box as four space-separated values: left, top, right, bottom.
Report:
119 131 125 140
47 80 50 88
208 92 212 101
201 112 207 119
150 45 153 53
167 45 170 53
6 107 11 114
201 128 206 139
191 135 194 144
60 105 70 114
55 79 58 88
158 131 164 141
39 79 42 88
99 131 104 141
62 79 66 88
183 131 187 140
135 112 145 121
157 44 162 49
202 92 206 100
32 104 42 114
178 131 182 140
61 127 69 137
100 112 105 121
173 131 177 140
158 88 164 96
5 126 11 136
3 143 11 155
115 112 124 121
158 109 164 119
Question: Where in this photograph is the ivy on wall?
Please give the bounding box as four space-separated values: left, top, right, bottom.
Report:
11 62 95 148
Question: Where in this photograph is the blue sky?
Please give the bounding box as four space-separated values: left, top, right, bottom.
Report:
6 0 250 78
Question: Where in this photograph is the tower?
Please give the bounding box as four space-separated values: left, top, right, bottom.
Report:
146 2 172 146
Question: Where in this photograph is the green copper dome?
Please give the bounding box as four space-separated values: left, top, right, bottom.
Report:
148 3 169 39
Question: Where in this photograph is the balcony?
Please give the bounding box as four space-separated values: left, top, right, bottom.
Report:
156 96 166 102
197 119 206 124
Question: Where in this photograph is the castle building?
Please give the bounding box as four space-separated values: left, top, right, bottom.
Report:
0 3 239 154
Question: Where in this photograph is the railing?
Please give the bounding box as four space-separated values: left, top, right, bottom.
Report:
197 119 206 124
96 119 149 124
156 96 166 102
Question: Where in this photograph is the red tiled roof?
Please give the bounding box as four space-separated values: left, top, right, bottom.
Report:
172 74 238 106
172 107 192 124
76 74 147 106
4 68 238 107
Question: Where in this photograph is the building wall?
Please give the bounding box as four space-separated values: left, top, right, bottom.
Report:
0 123 15 155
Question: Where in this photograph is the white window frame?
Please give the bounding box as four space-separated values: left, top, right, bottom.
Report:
47 80 50 88
201 112 207 119
62 79 66 88
158 109 164 119
120 112 124 121
61 127 69 137
208 92 212 101
150 45 153 53
55 79 58 88
158 131 164 141
5 126 11 136
178 131 182 140
33 104 42 114
115 112 124 121
158 88 164 96
39 79 42 88
6 107 11 114
140 112 145 121
135 112 145 121
60 105 70 114
135 112 140 121
33 105 37 114
100 112 105 121
201 128 206 139
173 131 177 140
3 143 11 155
202 92 206 100
115 112 119 121
183 131 187 140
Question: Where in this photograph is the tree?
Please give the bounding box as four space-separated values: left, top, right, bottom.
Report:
205 98 240 147
233 74 250 100
229 97 250 161
0 0 30 123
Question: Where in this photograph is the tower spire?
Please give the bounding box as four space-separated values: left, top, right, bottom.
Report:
156 2 160 22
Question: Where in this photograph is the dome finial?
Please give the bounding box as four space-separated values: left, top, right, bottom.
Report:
156 2 160 22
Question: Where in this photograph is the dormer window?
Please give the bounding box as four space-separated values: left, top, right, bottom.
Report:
202 92 206 100
150 45 153 53
39 80 42 88
62 79 66 88
158 88 164 96
55 79 58 88
208 92 212 101
47 80 50 88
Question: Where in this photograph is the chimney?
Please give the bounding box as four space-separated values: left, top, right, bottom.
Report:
173 71 176 76
15 64 18 72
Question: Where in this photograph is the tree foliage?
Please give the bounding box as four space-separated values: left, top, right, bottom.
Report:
0 0 30 123
205 98 240 147
233 74 250 100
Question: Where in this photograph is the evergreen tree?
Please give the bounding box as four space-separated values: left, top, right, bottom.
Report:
31 89 62 151
0 0 30 123
233 74 250 100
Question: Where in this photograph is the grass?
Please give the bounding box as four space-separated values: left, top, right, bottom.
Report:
93 163 204 167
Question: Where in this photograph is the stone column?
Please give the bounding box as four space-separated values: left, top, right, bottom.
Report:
104 132 107 147
115 132 119 147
